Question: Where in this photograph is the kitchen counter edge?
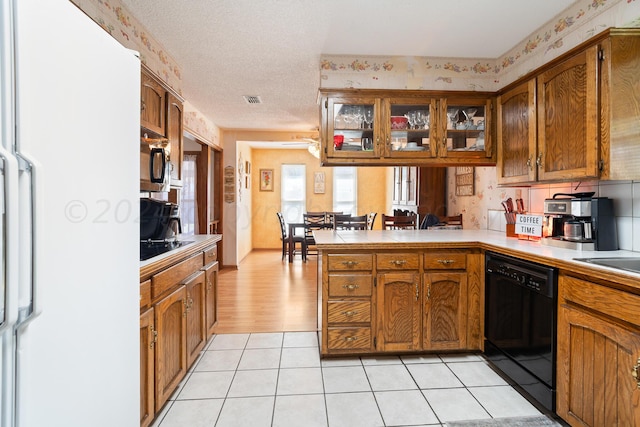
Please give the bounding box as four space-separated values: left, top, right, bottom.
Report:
140 234 222 281
313 229 640 290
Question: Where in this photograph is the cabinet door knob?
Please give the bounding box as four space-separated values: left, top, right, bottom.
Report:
342 310 358 317
526 157 533 170
437 259 454 265
342 260 358 267
344 336 358 342
342 284 360 291
390 259 407 266
536 153 543 168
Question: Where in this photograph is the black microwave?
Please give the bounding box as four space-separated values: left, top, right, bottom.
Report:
140 139 171 192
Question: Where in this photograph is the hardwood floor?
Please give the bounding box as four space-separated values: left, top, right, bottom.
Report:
213 249 319 334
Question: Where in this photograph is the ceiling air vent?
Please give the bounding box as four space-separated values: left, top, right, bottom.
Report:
243 95 262 104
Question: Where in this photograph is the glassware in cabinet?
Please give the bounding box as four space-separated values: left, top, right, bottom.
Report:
386 99 437 158
327 98 379 158
439 99 492 160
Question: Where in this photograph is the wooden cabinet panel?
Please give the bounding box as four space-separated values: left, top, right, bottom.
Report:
558 274 640 426
151 253 203 301
185 271 206 367
327 327 371 350
377 253 420 270
166 93 183 184
377 272 421 351
140 70 166 136
423 272 467 350
154 286 187 411
140 308 155 427
537 46 599 181
140 279 151 310
204 261 219 336
328 274 373 297
497 79 537 184
327 253 373 271
327 301 371 324
424 252 467 270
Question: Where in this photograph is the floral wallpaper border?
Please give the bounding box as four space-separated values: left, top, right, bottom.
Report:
320 0 640 91
71 0 221 146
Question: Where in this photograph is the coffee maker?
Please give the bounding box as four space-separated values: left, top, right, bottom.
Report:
542 193 618 251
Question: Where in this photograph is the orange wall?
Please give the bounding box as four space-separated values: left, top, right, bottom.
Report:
251 148 388 249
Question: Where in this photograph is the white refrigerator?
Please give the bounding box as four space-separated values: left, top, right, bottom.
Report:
0 1 140 426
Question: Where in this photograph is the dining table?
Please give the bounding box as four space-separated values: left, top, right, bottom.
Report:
288 221 333 262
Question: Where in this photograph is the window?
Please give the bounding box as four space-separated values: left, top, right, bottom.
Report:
180 154 197 235
333 167 357 215
281 164 306 223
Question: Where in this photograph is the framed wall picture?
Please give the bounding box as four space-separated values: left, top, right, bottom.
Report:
260 169 274 191
314 171 325 194
455 166 474 196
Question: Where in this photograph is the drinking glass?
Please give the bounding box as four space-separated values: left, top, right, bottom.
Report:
363 106 374 129
447 108 459 129
405 111 416 129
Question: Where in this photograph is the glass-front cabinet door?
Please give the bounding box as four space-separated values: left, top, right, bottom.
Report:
438 97 493 161
325 97 379 159
385 98 437 159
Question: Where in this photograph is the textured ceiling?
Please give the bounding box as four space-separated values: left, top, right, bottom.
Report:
120 0 578 133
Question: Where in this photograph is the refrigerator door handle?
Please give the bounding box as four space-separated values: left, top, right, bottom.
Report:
0 148 19 332
14 151 42 324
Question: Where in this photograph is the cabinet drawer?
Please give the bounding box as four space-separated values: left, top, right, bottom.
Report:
140 279 151 309
151 253 204 300
327 254 373 271
424 252 467 270
561 275 640 328
203 245 218 265
377 253 420 270
327 301 371 324
328 274 373 297
327 327 371 350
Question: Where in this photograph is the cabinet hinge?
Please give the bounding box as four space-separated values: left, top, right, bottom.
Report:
373 337 377 348
598 49 605 61
374 277 377 287
598 159 604 171
325 99 328 109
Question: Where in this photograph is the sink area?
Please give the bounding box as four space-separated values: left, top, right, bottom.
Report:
573 257 640 274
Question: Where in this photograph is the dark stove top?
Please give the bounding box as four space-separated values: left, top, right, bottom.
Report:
140 240 194 261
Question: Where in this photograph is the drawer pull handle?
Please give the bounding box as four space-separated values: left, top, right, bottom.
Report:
390 260 407 266
342 261 359 267
344 336 358 342
437 259 454 265
342 284 360 291
632 357 640 389
342 310 358 317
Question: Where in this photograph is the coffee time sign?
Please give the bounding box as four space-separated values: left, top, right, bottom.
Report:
515 214 543 237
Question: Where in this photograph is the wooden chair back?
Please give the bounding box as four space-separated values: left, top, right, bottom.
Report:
335 214 367 230
443 214 463 227
381 214 418 230
367 212 377 230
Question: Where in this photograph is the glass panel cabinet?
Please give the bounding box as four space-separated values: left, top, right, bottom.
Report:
319 89 495 166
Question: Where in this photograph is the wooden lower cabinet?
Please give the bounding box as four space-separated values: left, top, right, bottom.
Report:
320 248 481 356
557 274 640 426
377 271 421 351
204 260 219 335
423 271 467 350
185 271 206 367
154 285 188 411
139 307 155 427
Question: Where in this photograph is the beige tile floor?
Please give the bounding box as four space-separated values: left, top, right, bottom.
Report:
150 331 553 427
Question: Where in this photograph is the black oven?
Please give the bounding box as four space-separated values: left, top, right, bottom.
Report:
484 252 558 412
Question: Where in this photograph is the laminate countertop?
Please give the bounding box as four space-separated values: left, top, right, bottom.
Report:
313 229 640 288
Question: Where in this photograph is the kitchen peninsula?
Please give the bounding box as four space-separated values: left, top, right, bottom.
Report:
314 228 640 425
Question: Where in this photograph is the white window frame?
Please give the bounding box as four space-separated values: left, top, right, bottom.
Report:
281 164 306 223
333 166 357 215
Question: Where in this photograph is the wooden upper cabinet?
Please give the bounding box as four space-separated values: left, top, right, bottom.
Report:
140 70 166 136
599 29 640 181
319 89 496 167
166 93 183 185
537 46 599 181
497 79 537 184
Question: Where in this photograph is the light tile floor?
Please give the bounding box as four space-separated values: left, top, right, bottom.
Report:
150 332 546 427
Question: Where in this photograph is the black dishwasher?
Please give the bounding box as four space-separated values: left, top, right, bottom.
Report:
484 252 558 412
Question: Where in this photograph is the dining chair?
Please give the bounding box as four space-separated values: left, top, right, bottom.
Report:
381 213 418 230
334 214 367 230
443 214 463 228
303 212 327 257
367 212 377 230
324 211 343 225
277 212 306 261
